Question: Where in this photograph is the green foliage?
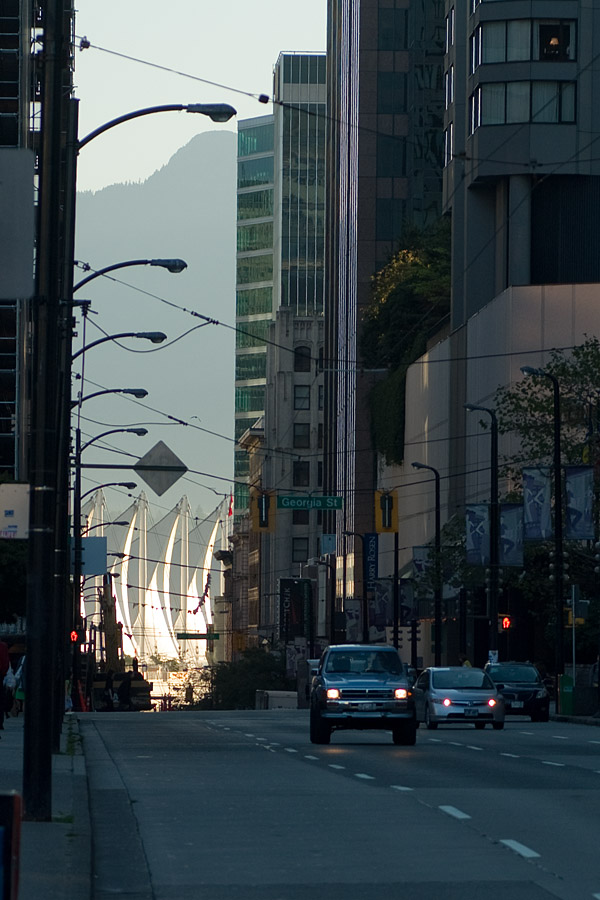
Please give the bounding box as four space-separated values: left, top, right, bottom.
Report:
201 649 294 710
361 218 451 463
494 337 600 477
0 538 27 623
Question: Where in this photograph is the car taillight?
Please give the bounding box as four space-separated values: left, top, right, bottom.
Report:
394 688 408 700
326 688 340 700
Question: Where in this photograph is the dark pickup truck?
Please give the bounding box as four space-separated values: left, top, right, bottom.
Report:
310 644 417 745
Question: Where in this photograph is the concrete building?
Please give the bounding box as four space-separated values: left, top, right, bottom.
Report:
232 53 327 650
378 1 600 665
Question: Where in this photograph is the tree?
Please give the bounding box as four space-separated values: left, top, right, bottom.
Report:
361 218 451 463
199 649 294 710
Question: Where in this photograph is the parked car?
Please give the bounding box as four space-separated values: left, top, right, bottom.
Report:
484 662 550 722
309 645 416 746
413 666 505 730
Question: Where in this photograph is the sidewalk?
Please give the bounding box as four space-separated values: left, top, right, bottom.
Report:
0 712 90 900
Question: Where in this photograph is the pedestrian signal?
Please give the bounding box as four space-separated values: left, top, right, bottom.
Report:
250 488 275 532
500 615 512 631
375 490 398 533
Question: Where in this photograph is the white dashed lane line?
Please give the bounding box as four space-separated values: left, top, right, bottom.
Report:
500 753 520 758
552 735 568 740
428 738 443 743
304 755 319 760
329 764 345 770
466 745 482 751
500 839 540 859
284 747 298 754
589 740 600 745
542 760 565 767
390 785 413 792
439 805 471 820
354 773 375 780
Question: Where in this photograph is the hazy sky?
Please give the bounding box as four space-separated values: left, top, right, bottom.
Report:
74 1 327 192
72 2 326 524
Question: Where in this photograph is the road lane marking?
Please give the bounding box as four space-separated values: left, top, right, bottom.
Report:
284 747 298 753
466 745 482 751
428 738 442 743
304 755 319 760
245 733 255 737
500 839 540 859
329 764 345 770
391 785 413 792
589 741 600 745
256 737 267 741
448 741 462 746
354 773 375 780
519 731 534 735
270 742 280 746
591 892 600 898
552 735 568 740
440 805 471 820
542 761 565 767
501 753 520 758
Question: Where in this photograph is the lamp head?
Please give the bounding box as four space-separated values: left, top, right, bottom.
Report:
151 258 187 274
411 462 425 470
136 331 167 344
186 103 237 123
120 482 137 490
123 389 148 399
520 365 544 376
128 428 148 437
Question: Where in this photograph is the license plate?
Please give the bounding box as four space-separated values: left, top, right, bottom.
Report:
359 702 377 711
510 701 523 708
464 708 479 717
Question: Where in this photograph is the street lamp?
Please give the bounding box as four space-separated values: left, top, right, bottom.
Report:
81 521 129 536
73 258 187 293
80 482 137 501
71 388 147 409
77 103 237 150
464 403 500 662
521 366 565 676
342 531 369 643
72 332 167 361
411 462 442 666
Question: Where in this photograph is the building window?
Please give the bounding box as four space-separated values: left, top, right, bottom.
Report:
445 66 454 109
237 223 274 253
236 254 273 285
377 73 407 114
293 423 311 449
237 156 274 189
444 123 453 167
236 287 272 317
445 8 455 52
237 189 273 220
379 9 408 51
294 385 310 410
472 20 575 71
318 384 324 410
317 422 323 449
235 352 266 380
377 134 406 177
235 385 265 413
537 22 574 61
238 123 273 157
293 461 310 486
469 81 576 132
292 537 309 563
292 509 309 526
235 320 270 349
317 461 323 487
294 345 312 372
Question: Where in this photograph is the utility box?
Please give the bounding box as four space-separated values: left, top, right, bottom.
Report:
558 674 574 715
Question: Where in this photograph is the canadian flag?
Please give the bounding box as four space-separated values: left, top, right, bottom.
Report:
228 491 234 517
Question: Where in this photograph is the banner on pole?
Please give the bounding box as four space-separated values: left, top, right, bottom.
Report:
564 466 595 540
523 467 552 540
465 505 490 565
500 503 523 566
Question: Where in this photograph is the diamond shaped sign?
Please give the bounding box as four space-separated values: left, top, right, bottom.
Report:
133 441 187 496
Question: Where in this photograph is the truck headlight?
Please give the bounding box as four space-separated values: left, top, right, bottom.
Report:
327 688 340 700
394 688 408 700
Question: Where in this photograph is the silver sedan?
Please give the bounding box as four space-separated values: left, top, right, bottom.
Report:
413 666 505 730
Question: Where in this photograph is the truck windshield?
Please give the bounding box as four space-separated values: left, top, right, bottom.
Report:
326 650 403 675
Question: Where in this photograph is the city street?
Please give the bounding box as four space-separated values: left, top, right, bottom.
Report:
80 710 600 900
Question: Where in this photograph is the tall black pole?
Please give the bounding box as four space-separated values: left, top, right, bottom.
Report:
489 412 500 659
433 470 442 666
550 376 565 676
24 0 69 821
393 531 399 650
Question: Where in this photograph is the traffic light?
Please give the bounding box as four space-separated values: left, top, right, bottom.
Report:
499 615 512 632
250 488 275 532
375 490 398 533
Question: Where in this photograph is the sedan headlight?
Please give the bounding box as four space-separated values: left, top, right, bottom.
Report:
535 689 548 699
488 698 497 707
326 688 340 700
432 696 451 707
394 688 408 700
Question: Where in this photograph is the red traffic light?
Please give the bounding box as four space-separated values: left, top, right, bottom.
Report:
501 616 511 630
70 630 78 643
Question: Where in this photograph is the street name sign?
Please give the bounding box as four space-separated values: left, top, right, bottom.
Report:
176 633 220 640
277 495 343 510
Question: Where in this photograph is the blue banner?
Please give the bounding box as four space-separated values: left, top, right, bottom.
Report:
500 503 523 566
364 532 378 590
564 466 595 540
466 505 490 565
523 467 552 540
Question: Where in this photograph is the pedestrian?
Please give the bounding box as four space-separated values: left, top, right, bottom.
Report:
103 669 115 711
13 656 26 714
117 671 133 711
458 653 472 667
0 640 9 733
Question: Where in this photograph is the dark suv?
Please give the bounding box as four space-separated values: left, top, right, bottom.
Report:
484 662 550 722
309 644 417 745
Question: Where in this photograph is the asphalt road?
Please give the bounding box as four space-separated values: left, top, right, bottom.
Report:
80 711 600 900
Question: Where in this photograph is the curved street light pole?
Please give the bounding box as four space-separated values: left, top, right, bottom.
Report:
77 102 236 150
71 387 147 410
72 331 166 361
73 257 187 293
80 482 137 502
521 367 564 677
464 404 500 662
411 463 442 666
